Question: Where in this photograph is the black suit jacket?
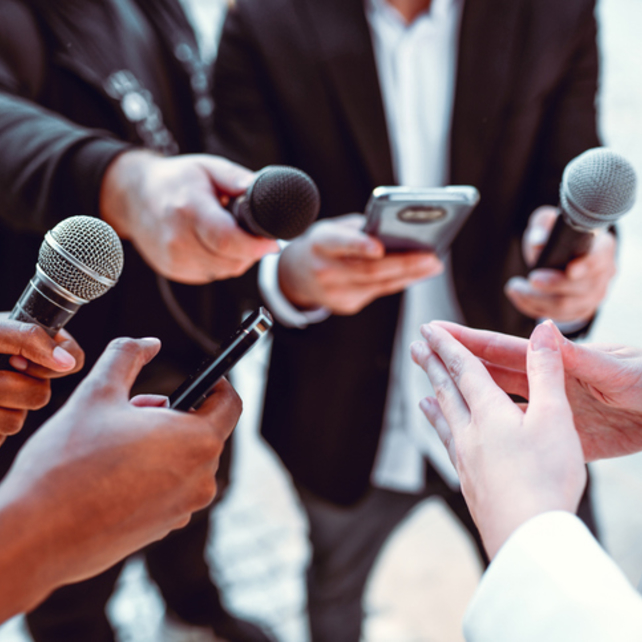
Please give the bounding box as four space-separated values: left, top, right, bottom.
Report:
0 0 239 391
211 0 600 505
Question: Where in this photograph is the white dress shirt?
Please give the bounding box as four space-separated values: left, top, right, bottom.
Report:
464 511 642 641
259 0 464 492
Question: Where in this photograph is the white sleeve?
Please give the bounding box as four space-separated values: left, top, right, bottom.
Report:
464 511 642 642
258 248 331 329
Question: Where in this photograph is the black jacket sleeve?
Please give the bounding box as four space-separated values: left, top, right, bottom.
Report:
0 1 132 233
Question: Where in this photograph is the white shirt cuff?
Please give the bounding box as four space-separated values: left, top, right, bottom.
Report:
258 247 331 329
464 511 642 642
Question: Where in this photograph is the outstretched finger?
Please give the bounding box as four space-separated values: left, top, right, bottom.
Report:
419 396 458 469
421 323 510 421
411 339 471 434
431 321 528 373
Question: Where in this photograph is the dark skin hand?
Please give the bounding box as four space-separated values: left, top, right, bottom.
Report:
0 317 84 441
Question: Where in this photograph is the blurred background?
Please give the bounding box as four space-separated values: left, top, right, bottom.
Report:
1 0 641 640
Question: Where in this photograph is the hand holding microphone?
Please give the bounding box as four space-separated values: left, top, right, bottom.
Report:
0 215 122 433
100 152 320 284
506 148 637 323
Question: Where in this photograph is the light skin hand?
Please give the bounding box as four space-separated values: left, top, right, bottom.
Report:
433 320 642 461
0 336 241 622
100 151 279 284
278 214 444 315
410 321 587 559
505 206 617 322
0 318 84 441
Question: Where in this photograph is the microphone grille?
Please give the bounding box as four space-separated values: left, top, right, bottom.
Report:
248 166 321 240
561 147 637 229
38 216 124 301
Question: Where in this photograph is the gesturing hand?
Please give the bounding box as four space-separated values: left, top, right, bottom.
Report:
505 206 617 323
410 321 587 558
433 321 642 461
0 317 84 440
100 151 279 283
278 214 444 315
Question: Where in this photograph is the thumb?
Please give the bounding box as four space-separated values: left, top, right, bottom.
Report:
525 321 571 423
523 206 558 267
196 155 255 196
75 337 161 404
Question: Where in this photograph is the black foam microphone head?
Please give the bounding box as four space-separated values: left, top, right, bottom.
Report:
238 165 321 240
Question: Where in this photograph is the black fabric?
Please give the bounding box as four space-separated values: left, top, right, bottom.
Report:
210 0 601 507
0 0 238 637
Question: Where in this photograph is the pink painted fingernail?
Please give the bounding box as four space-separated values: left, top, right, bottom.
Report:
53 346 76 369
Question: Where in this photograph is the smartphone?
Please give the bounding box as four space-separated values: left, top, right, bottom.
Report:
362 185 480 254
169 307 273 411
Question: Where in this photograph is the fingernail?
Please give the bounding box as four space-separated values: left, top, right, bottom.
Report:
53 346 76 369
419 397 434 413
410 340 429 361
529 270 560 286
139 337 161 347
530 322 558 352
9 356 28 371
420 324 433 342
526 225 549 247
235 172 255 190
505 276 531 294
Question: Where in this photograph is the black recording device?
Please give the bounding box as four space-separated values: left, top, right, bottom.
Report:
169 307 273 411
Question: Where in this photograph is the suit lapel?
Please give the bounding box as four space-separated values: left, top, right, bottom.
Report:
450 0 524 186
298 0 395 187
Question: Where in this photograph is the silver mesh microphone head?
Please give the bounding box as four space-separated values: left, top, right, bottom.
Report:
561 147 637 230
37 216 124 302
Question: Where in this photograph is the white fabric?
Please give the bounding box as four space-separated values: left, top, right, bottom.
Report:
368 0 464 490
259 0 464 491
259 246 331 328
464 511 642 642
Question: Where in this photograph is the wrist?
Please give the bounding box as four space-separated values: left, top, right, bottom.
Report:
277 248 318 310
99 149 161 240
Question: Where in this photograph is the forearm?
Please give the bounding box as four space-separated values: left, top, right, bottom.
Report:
0 482 59 623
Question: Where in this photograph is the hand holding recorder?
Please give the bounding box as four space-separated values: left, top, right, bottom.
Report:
0 336 241 623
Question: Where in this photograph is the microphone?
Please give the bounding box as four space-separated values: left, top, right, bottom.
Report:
227 165 321 239
0 216 124 367
534 147 637 270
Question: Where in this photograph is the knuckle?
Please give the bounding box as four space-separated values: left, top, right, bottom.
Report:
193 477 217 508
447 355 465 382
200 432 224 460
0 409 28 436
30 381 52 410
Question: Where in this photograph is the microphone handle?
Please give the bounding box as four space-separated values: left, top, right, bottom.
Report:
533 211 595 271
227 194 272 238
0 274 82 370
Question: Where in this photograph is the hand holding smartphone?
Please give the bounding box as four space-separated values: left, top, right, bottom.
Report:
363 185 480 254
169 307 273 411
